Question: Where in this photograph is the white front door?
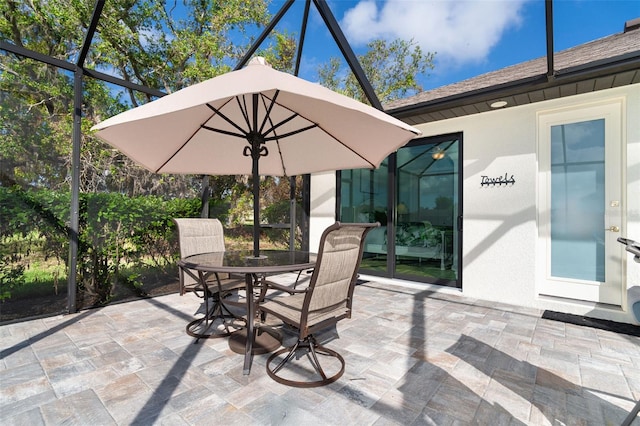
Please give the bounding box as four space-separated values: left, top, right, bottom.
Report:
538 100 624 305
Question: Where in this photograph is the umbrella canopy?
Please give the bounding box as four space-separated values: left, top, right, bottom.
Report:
92 57 421 256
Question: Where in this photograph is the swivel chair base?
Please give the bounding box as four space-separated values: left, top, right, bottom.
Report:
266 336 345 388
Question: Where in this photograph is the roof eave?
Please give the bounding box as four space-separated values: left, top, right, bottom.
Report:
387 51 640 122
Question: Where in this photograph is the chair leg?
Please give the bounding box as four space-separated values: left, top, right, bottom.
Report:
271 340 301 374
307 336 328 380
186 290 245 341
266 335 345 388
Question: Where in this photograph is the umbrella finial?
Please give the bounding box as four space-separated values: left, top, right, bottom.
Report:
248 56 271 68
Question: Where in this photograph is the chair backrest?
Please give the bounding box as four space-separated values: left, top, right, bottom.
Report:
173 218 226 289
304 222 379 320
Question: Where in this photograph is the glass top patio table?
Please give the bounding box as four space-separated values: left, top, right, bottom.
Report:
179 250 316 274
178 250 317 375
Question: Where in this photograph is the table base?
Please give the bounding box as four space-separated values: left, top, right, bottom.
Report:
186 293 246 341
229 328 282 355
186 315 244 340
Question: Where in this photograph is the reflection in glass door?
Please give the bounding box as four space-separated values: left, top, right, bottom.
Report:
395 139 459 285
340 161 389 275
339 135 461 288
550 119 606 282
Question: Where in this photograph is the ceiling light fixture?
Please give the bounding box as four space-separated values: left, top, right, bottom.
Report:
490 100 508 108
431 147 445 160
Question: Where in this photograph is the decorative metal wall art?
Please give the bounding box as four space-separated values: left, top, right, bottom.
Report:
481 173 516 187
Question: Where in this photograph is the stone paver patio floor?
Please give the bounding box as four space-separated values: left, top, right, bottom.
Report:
2 274 639 425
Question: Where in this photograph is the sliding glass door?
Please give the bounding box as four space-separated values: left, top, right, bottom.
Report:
394 138 459 284
340 160 390 275
339 134 462 288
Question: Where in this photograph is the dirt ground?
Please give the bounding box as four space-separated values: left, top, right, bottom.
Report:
0 275 181 324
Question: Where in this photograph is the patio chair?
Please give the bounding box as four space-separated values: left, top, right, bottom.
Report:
257 221 379 387
173 218 246 339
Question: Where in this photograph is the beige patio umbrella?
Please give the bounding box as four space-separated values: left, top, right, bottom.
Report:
92 57 421 256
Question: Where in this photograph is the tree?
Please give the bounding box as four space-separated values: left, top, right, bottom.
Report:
0 0 296 305
317 38 435 104
0 0 285 197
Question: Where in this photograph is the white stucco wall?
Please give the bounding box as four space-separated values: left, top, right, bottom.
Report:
309 171 337 253
399 103 541 311
310 84 640 324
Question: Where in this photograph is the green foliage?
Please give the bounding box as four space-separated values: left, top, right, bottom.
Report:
0 1 296 309
0 186 202 305
257 31 297 73
0 186 71 301
228 191 254 226
435 196 453 210
76 192 200 305
0 0 281 197
0 262 25 302
262 199 291 224
317 38 435 104
91 0 271 96
262 194 305 248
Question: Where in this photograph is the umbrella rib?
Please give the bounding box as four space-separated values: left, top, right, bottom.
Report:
298 121 377 169
155 124 205 173
263 123 317 141
264 112 312 138
201 125 247 139
258 91 280 135
259 94 287 175
269 104 379 169
256 90 315 139
206 102 249 137
237 95 252 132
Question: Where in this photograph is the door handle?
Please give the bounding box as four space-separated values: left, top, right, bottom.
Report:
606 226 620 232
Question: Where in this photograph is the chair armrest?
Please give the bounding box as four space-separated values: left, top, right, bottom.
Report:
264 280 308 294
257 279 308 302
263 280 307 294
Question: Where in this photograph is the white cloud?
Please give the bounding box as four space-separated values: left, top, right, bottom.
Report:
341 0 528 66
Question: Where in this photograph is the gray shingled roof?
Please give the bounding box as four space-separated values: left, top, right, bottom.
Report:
386 21 640 123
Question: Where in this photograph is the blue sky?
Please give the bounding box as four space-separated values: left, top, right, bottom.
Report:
266 0 640 91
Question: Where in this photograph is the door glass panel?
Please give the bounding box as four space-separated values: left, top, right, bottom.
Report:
396 140 458 283
339 137 461 287
550 119 605 282
340 161 388 274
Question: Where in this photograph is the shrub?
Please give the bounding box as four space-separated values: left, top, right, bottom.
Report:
0 186 202 305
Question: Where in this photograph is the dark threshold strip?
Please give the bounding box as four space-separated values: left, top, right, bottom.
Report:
542 310 640 337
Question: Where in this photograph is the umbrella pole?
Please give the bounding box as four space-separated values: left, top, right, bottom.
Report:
251 93 261 258
253 151 260 258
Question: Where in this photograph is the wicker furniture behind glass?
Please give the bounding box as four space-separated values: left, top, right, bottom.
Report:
365 221 448 270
